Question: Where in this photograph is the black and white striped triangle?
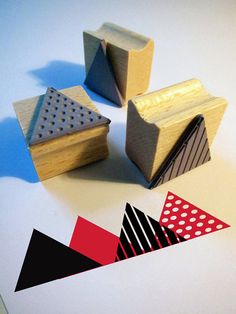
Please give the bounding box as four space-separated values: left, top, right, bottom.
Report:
115 203 186 261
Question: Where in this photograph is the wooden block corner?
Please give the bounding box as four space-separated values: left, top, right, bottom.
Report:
13 86 110 181
83 22 154 103
126 79 228 182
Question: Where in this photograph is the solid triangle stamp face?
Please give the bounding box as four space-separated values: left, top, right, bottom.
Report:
84 40 124 107
15 229 101 292
159 192 230 240
29 87 110 145
149 115 211 189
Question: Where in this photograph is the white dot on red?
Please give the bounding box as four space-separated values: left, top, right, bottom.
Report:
176 229 183 233
208 219 215 224
186 226 192 230
191 209 198 214
195 231 201 236
197 222 203 227
168 195 174 200
184 234 190 239
175 200 182 205
179 220 185 225
181 213 187 217
170 215 177 220
165 203 172 207
168 224 174 229
172 207 179 212
183 204 189 209
162 218 168 223
205 227 212 232
216 224 223 229
200 215 206 219
164 210 170 215
189 217 196 222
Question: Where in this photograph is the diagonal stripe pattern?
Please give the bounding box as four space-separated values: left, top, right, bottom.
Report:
116 203 186 261
149 115 211 189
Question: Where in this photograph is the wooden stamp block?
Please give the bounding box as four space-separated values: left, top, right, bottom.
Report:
83 22 154 105
126 79 227 186
13 86 110 181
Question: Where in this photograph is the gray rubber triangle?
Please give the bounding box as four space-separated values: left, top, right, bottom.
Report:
149 115 211 189
29 87 110 145
84 40 124 107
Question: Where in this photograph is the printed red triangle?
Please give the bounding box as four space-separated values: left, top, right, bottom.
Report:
160 192 230 240
69 217 119 266
84 40 124 107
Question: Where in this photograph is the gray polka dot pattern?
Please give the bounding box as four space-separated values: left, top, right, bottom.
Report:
29 87 110 145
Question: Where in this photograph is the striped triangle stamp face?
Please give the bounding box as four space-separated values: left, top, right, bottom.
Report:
149 115 211 189
30 87 110 145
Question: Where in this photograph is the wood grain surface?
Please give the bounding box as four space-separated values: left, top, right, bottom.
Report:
126 79 227 181
13 86 110 180
83 22 154 103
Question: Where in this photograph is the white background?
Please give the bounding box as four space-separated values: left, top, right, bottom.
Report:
0 1 236 313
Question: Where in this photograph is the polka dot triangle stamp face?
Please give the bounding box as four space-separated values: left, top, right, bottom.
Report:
160 192 230 240
29 87 110 145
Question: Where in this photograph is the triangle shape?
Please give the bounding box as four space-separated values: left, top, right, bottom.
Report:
159 191 230 240
69 216 119 266
149 115 211 189
15 229 101 292
30 87 110 145
116 203 184 261
84 40 124 107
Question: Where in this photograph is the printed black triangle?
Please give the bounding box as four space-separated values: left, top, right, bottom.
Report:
84 40 124 107
30 87 110 145
116 203 185 261
149 115 211 189
15 229 101 292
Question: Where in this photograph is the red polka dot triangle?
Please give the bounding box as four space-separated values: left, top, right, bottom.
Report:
160 192 230 240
